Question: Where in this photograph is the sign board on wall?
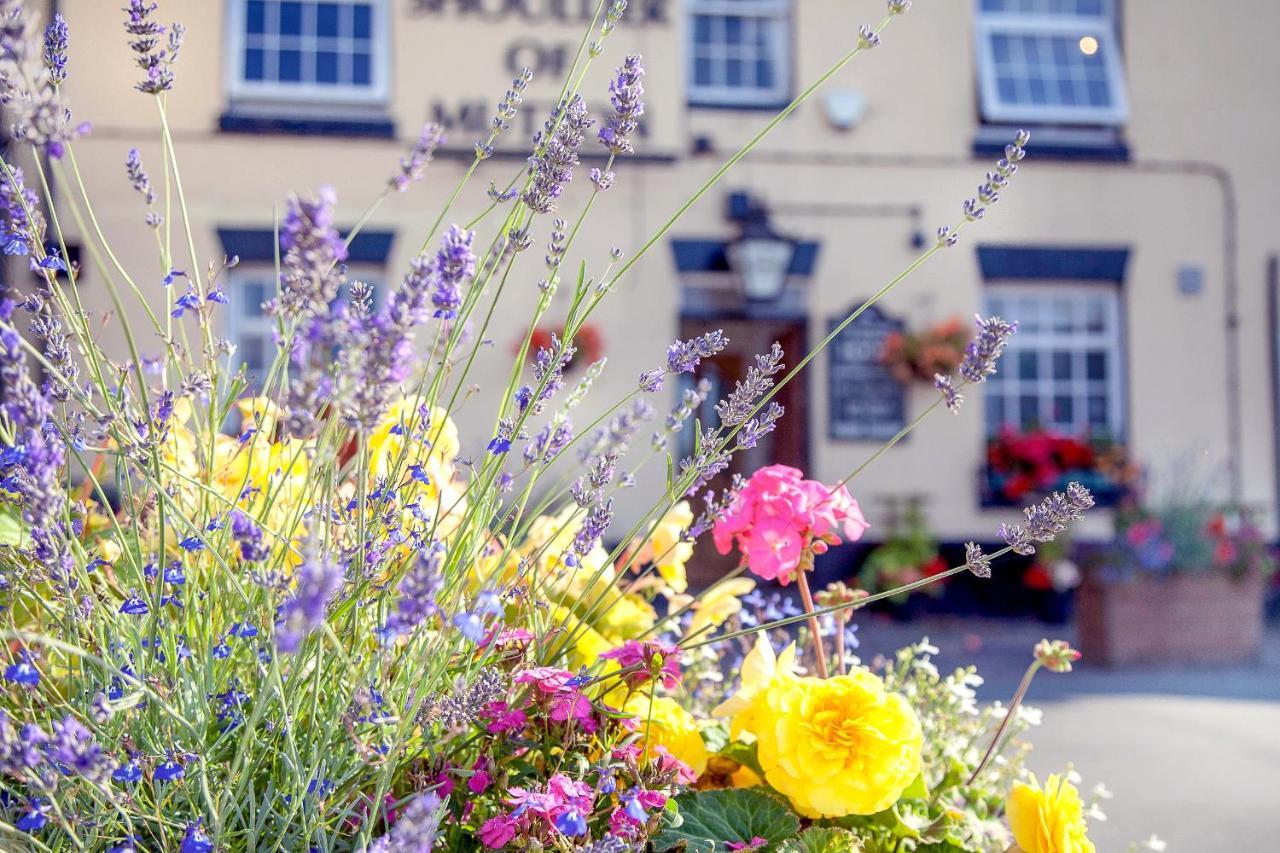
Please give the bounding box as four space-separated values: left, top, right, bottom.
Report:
407 0 674 153
827 302 907 441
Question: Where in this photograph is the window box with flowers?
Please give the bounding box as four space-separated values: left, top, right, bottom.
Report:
981 427 1137 507
1077 503 1276 666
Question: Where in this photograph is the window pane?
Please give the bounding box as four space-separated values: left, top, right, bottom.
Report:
352 52 371 85
1085 351 1107 381
725 57 744 87
1052 395 1074 425
694 56 714 86
725 16 743 45
353 4 372 39
247 0 266 34
986 394 1006 429
278 49 302 81
279 1 304 35
316 2 341 37
244 47 265 81
1052 350 1072 380
316 50 340 84
1018 351 1038 380
1019 394 1039 428
1088 394 1109 428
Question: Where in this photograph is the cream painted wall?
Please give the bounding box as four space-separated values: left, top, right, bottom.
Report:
25 0 1279 540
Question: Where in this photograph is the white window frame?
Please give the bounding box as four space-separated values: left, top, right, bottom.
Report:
974 0 1129 126
226 262 385 384
687 0 792 108
225 0 391 106
982 282 1125 438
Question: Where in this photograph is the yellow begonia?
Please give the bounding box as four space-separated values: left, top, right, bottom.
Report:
1006 774 1096 853
638 501 694 593
593 592 656 644
726 642 922 818
367 397 460 481
687 577 756 639
624 694 709 777
712 632 798 731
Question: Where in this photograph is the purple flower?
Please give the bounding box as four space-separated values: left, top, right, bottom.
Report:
275 553 343 654
272 187 347 319
381 542 444 641
554 808 588 837
4 651 39 687
598 55 645 155
178 534 203 551
43 14 69 84
15 799 46 833
49 716 113 783
430 225 476 320
119 592 149 616
229 510 268 562
391 123 445 191
153 755 185 782
666 330 728 374
958 314 1018 384
523 96 594 214
180 822 214 853
124 1 185 94
112 760 142 784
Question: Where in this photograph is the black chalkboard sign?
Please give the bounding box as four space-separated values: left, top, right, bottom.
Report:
827 302 907 441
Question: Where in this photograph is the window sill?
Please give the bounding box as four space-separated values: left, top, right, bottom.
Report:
973 123 1130 162
687 98 794 113
219 111 396 140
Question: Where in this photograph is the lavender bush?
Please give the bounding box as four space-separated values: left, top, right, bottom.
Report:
0 1 1114 849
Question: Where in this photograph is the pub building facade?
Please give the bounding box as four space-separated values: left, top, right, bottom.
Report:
15 1 1280 597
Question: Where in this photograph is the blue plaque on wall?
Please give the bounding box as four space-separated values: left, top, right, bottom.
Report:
827 302 906 441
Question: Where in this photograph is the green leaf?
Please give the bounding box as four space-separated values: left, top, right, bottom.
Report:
776 826 864 853
0 508 26 547
716 739 766 779
900 772 930 801
654 788 801 853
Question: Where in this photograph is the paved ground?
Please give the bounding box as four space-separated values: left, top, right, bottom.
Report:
852 617 1280 850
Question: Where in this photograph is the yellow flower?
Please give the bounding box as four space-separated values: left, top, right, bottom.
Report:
367 397 460 481
1007 774 1096 853
687 577 756 639
624 694 709 777
637 501 694 593
594 592 656 644
733 666 922 818
712 632 797 730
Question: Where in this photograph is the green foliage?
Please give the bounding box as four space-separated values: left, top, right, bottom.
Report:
859 498 941 600
655 788 800 853
776 826 864 853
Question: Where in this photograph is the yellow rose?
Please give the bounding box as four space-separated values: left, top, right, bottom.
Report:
687 577 756 639
1007 774 1096 853
736 668 922 818
625 694 709 777
638 501 694 593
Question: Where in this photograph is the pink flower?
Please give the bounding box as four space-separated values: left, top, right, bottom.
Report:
514 667 573 694
714 465 868 584
727 837 769 851
484 701 528 735
600 640 681 690
479 814 518 848
548 689 597 733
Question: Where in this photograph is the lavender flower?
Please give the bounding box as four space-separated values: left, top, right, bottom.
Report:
888 0 912 13
272 187 347 318
523 95 593 214
483 66 533 151
229 510 268 562
666 330 728 375
276 552 343 654
420 668 507 730
857 24 880 49
367 792 445 852
382 543 444 640
42 14 67 85
391 123 445 192
0 167 45 255
572 498 613 556
599 55 644 155
737 401 784 450
964 541 992 578
999 483 1094 556
715 342 784 427
653 378 711 450
125 148 162 227
124 1 184 94
521 335 576 416
959 315 1018 384
945 129 1031 246
48 715 114 784
524 417 573 466
934 373 963 414
430 225 476 319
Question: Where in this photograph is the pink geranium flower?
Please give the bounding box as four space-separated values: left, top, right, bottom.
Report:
714 464 869 584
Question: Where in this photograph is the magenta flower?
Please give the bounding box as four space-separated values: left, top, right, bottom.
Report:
478 814 517 849
713 464 869 584
600 640 681 690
